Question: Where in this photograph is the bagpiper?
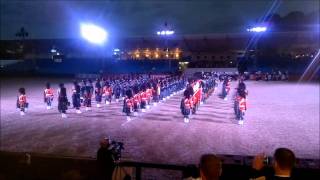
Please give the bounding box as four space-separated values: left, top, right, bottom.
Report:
44 82 54 110
235 90 247 125
103 82 112 105
16 87 28 116
95 79 103 108
181 90 192 123
72 81 82 114
58 83 69 118
123 89 133 120
83 80 93 111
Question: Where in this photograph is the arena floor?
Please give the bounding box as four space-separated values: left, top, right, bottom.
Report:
0 78 319 165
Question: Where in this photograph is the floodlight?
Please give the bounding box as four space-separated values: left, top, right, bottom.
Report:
80 23 108 45
247 26 267 32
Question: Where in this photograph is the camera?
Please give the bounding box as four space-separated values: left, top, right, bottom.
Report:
109 140 124 161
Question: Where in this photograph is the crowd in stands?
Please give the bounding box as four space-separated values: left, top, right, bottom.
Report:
183 147 297 180
245 71 289 81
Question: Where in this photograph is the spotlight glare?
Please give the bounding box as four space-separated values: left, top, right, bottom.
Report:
247 26 267 32
80 23 108 45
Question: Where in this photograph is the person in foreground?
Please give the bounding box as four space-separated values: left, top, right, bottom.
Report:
251 148 296 180
199 154 222 180
97 138 115 180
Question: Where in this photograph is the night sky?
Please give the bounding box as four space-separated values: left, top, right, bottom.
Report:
0 0 319 40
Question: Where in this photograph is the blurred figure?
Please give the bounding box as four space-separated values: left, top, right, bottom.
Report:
199 154 222 180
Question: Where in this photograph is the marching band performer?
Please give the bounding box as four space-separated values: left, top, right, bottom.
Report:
72 81 82 114
95 79 103 108
114 83 121 102
80 80 86 104
132 87 140 116
140 85 147 112
103 82 112 105
58 83 69 118
83 80 93 111
17 87 28 116
235 90 247 125
222 77 231 100
44 82 54 110
123 89 133 120
181 90 192 123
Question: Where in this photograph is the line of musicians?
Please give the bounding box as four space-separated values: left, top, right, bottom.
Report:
180 75 218 123
123 76 186 120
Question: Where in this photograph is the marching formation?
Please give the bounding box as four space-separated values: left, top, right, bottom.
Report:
16 74 187 119
16 72 249 124
180 73 218 123
123 75 185 120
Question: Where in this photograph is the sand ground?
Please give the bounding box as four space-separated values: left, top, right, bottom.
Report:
0 78 319 166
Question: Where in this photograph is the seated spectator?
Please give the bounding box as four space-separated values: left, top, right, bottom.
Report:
199 154 222 180
251 148 296 180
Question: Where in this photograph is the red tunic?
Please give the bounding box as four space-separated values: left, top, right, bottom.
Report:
103 87 112 96
141 92 147 102
126 98 133 107
44 88 54 97
184 98 192 109
19 95 27 106
238 97 247 112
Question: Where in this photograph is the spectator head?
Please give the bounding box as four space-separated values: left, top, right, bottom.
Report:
100 138 110 148
199 154 222 180
273 148 296 173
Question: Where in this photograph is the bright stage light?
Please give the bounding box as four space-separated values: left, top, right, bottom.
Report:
247 26 267 32
157 30 175 36
51 48 57 53
80 23 108 45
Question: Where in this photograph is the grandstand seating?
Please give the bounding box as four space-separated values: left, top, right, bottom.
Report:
1 59 179 76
